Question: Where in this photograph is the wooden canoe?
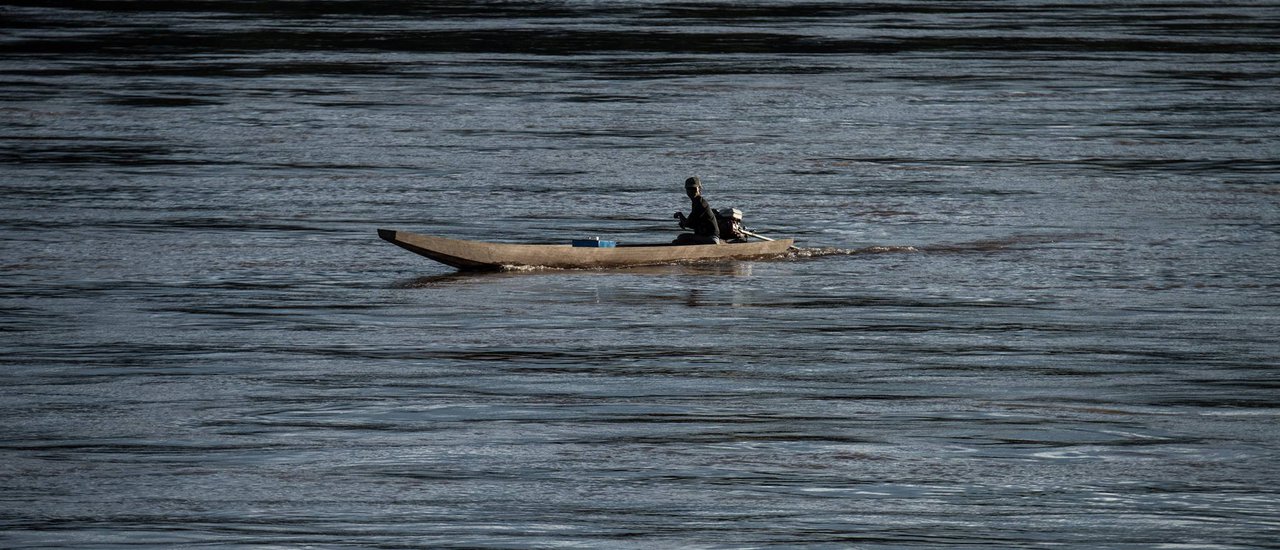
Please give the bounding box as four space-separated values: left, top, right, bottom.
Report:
378 229 795 271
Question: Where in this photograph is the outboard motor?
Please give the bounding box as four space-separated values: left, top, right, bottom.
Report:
715 207 747 242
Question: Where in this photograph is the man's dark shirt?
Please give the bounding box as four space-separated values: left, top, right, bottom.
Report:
687 196 720 239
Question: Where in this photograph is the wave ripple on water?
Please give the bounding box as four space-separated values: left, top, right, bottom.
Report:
1 1 1278 548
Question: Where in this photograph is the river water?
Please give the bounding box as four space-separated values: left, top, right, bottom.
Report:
2 1 1279 548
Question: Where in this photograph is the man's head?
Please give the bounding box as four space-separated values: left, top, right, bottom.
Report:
684 176 702 199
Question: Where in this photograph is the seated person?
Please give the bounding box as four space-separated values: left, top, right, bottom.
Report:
673 176 720 245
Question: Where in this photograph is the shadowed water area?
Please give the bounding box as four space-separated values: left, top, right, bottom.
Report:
2 1 1279 547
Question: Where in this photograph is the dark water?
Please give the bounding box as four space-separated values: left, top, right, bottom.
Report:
3 1 1279 547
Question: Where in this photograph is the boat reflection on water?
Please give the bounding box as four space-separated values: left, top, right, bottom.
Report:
393 259 758 289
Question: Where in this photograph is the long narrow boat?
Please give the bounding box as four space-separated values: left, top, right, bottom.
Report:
378 229 794 271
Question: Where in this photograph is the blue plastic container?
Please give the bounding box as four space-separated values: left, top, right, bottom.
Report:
572 238 616 248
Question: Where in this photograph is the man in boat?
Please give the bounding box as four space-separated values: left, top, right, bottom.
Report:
673 176 720 245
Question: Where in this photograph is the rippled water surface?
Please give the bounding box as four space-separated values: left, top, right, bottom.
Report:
2 1 1279 547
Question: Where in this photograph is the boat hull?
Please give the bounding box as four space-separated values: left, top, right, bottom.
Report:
378 229 794 271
